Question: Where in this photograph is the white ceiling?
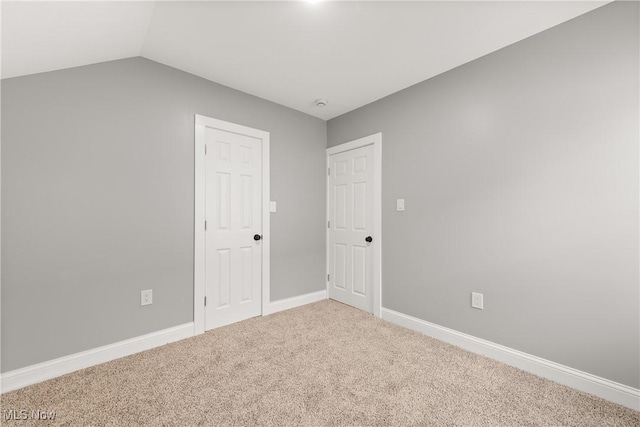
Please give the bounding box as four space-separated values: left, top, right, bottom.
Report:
2 1 609 120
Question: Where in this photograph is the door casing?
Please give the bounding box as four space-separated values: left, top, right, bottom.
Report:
326 133 382 317
194 114 270 335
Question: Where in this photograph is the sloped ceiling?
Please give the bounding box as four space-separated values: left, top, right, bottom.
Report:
1 1 609 120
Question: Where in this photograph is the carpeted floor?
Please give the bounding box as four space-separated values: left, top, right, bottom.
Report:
1 300 638 426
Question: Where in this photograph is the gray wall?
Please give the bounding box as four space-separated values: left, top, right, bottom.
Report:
1 57 326 372
328 2 639 388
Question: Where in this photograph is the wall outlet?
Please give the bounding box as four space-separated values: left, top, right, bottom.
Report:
471 292 483 310
141 289 153 306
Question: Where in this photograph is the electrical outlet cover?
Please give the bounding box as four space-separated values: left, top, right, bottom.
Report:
141 289 153 306
471 292 483 309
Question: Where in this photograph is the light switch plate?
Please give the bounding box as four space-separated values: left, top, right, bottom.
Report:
269 201 277 212
397 199 405 211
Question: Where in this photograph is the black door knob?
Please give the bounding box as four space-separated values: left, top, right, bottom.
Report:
365 236 373 243
254 234 262 241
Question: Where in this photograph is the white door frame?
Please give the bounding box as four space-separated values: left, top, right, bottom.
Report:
194 114 270 335
326 133 382 318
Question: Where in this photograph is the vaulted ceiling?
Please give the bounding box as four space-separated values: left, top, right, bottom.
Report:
1 1 608 120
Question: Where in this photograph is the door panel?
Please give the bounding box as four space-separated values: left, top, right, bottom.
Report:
205 127 262 329
240 175 253 229
352 245 367 295
353 182 367 230
216 249 231 308
240 246 253 301
328 145 374 313
334 243 347 289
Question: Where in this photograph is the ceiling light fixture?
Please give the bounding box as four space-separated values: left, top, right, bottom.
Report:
315 99 328 108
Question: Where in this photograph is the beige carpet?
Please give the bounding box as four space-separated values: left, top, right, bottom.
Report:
1 300 638 426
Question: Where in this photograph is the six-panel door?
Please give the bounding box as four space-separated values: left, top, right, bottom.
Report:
328 145 374 313
205 127 262 329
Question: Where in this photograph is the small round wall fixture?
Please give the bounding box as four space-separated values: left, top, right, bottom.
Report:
315 99 328 108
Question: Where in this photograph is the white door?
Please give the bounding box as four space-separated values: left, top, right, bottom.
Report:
328 144 374 313
205 127 262 329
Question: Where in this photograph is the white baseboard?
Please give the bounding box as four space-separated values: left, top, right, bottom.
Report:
381 308 640 411
0 291 326 393
264 290 327 315
1 322 194 394
6 304 635 411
